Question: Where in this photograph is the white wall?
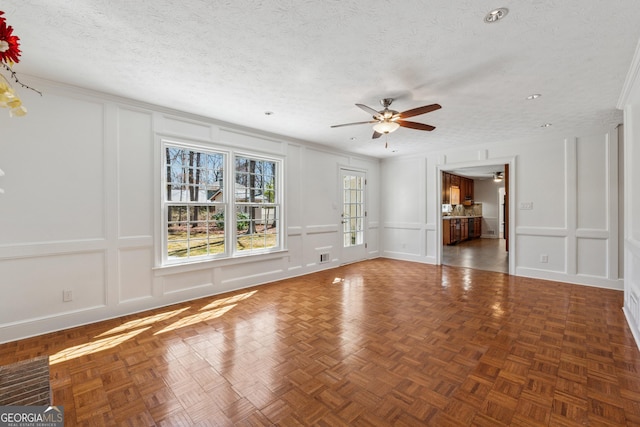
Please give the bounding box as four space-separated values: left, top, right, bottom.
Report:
380 157 425 262
0 80 380 343
618 39 640 348
0 69 633 344
473 179 503 238
381 127 622 289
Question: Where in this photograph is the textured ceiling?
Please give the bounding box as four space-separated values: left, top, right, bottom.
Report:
3 1 640 158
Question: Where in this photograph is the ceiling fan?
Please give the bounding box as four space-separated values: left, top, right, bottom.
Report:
331 98 441 139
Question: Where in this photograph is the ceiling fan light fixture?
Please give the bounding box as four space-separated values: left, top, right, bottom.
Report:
373 120 400 134
331 99 440 139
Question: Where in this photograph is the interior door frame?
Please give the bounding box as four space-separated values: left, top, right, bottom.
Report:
339 166 368 265
436 157 516 275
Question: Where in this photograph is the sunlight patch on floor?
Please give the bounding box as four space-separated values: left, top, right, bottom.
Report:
95 307 190 337
154 305 236 335
201 290 257 310
50 327 151 364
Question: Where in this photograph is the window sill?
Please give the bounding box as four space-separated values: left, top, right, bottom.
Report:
153 249 289 277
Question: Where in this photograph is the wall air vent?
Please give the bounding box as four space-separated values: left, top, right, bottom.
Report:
320 253 330 263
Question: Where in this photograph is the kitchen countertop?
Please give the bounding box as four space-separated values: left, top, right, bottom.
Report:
443 215 482 219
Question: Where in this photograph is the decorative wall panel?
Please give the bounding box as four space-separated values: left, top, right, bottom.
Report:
118 108 154 238
0 251 106 324
577 237 607 277
118 247 154 302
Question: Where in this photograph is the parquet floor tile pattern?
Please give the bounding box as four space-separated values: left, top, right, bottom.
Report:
1 259 640 426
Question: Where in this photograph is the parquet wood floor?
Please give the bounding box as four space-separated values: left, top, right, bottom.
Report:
1 259 639 426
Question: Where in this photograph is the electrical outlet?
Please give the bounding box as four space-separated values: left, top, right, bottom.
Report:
540 254 548 263
63 290 73 302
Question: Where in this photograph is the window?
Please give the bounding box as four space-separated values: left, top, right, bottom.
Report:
163 142 282 264
234 156 280 253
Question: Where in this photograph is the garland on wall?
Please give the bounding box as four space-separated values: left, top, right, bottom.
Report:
0 10 41 117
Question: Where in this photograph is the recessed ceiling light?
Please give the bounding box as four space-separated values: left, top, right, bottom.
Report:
350 137 357 141
264 111 274 116
527 94 542 100
484 7 509 23
541 123 552 127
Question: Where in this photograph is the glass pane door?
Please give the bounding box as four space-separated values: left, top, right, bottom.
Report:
342 171 365 248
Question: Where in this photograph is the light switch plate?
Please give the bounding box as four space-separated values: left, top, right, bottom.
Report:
519 202 533 210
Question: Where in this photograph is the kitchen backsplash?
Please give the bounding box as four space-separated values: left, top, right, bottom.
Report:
451 203 483 216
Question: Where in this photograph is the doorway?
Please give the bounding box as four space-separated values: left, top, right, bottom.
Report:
440 163 511 274
340 168 367 265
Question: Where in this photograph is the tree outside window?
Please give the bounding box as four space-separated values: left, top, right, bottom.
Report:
163 142 282 264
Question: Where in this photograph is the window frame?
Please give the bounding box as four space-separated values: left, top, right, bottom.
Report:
160 139 284 267
232 152 282 257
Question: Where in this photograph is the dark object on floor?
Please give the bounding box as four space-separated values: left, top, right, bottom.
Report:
0 355 51 406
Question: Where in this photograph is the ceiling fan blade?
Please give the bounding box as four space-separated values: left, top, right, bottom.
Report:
398 120 436 131
356 104 383 119
372 131 383 139
398 103 441 119
330 120 377 128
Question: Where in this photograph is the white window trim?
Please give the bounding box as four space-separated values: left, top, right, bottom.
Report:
158 138 285 268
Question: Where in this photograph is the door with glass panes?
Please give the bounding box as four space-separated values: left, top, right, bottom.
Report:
340 169 367 264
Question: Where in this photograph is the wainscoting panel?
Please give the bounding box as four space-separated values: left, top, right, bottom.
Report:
162 268 214 296
117 107 154 238
624 239 640 347
515 234 566 272
0 251 107 325
382 223 426 262
219 128 285 155
159 115 214 142
576 134 608 230
118 246 154 303
577 237 608 277
220 259 285 289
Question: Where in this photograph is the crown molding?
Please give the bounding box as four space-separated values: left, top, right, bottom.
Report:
618 38 640 108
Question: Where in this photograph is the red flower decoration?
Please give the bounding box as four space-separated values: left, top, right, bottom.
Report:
0 11 21 64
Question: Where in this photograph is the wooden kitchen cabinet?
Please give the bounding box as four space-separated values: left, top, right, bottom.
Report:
468 217 481 238
451 219 460 243
444 216 482 244
450 186 460 205
461 177 474 204
442 172 451 204
464 179 474 202
460 179 467 203
443 219 451 244
444 219 459 245
442 172 474 205
461 218 468 240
